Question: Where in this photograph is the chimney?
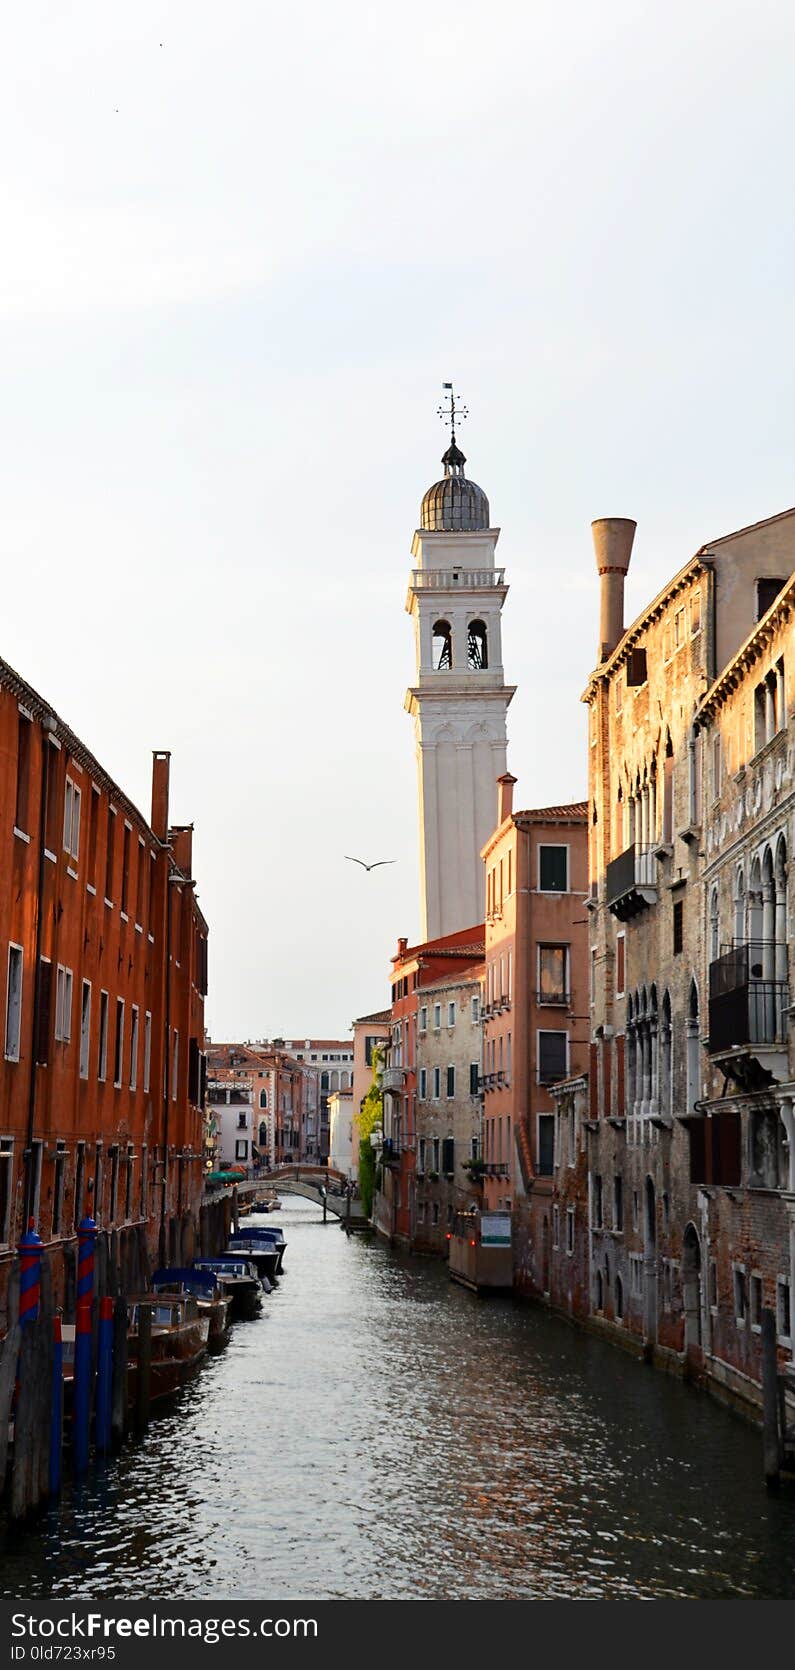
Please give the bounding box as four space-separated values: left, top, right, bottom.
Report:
592 518 637 663
497 772 517 824
397 936 408 958
151 751 171 841
171 824 194 880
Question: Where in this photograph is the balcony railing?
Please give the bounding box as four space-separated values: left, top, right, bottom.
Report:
605 844 657 921
410 567 505 590
381 1066 407 1093
381 1138 402 1165
708 946 789 1055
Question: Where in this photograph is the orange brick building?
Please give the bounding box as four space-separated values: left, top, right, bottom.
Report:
480 777 589 1291
0 657 208 1323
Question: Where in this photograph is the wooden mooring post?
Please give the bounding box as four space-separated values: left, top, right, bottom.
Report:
761 1307 782 1489
111 1295 128 1443
135 1302 152 1430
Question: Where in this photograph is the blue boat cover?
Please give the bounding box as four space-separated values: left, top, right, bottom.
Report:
153 1266 218 1296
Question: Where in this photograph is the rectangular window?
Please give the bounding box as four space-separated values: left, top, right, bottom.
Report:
673 899 684 956
419 1067 427 1099
0 1139 14 1245
691 591 702 635
539 944 568 1004
778 1278 792 1343
750 1273 763 1331
136 838 146 925
433 1003 441 1030
97 991 109 1082
63 778 81 860
52 1142 66 1236
113 999 124 1087
79 981 91 1078
432 1137 440 1173
471 993 480 1024
757 577 784 620
109 1144 119 1223
733 1266 747 1325
566 1206 574 1255
105 807 116 903
94 1142 103 1221
419 1006 427 1032
712 735 722 803
418 1137 426 1175
552 1205 560 1249
72 1141 85 1229
172 1030 179 1101
537 1114 555 1175
124 1146 134 1220
592 1173 603 1228
589 946 597 1007
469 1061 479 1096
613 1173 623 1231
539 845 568 893
236 1139 248 1160
55 965 73 1043
538 1030 568 1085
446 1064 455 1098
433 1066 441 1101
441 1136 455 1176
30 1139 43 1226
5 945 23 1062
87 787 100 889
44 743 60 855
140 1144 148 1217
121 824 131 915
129 1005 139 1091
143 1011 152 1093
615 933 625 997
15 713 33 833
447 1000 456 1028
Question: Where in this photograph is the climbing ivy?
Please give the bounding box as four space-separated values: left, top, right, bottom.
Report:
357 1046 384 1219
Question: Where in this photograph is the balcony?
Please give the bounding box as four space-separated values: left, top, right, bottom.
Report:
381 1138 402 1166
605 844 657 921
410 567 505 590
381 1065 407 1093
708 945 789 1089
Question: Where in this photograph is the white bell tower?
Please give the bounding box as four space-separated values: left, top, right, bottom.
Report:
405 397 514 940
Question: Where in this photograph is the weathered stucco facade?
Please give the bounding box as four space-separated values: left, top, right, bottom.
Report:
414 967 483 1254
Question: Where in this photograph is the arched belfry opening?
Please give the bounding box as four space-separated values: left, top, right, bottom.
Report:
467 619 488 670
432 620 452 671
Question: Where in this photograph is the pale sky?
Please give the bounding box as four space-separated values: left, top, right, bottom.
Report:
3 1 795 1040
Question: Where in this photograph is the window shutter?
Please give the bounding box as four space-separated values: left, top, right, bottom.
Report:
616 1034 625 1119
589 1043 598 1119
602 1038 611 1122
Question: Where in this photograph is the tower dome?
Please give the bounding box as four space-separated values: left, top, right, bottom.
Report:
420 442 490 532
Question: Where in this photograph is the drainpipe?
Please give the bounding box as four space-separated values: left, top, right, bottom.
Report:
23 716 55 1229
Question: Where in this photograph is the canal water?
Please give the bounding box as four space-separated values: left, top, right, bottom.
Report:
2 1195 795 1600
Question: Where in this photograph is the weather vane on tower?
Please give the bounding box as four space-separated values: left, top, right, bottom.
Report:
437 382 468 447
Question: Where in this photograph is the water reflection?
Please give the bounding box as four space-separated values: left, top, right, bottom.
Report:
1 1197 794 1599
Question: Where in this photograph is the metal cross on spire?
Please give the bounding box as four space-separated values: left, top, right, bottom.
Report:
437 382 468 447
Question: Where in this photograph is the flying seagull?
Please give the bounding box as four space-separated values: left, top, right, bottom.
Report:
344 856 396 872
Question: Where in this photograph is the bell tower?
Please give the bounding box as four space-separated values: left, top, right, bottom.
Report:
405 391 515 940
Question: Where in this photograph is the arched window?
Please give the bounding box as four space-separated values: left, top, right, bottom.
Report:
775 837 788 986
467 619 488 670
595 1269 604 1312
259 1088 268 1109
734 867 745 945
258 1120 267 1147
686 980 700 1114
432 620 452 670
661 990 672 1120
615 1273 624 1321
710 886 719 962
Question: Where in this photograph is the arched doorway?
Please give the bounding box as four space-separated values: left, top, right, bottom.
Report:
644 1176 657 1346
682 1221 703 1365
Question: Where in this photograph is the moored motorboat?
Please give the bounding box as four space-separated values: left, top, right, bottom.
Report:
193 1254 265 1319
126 1293 209 1409
232 1224 287 1273
227 1230 282 1281
152 1267 231 1350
